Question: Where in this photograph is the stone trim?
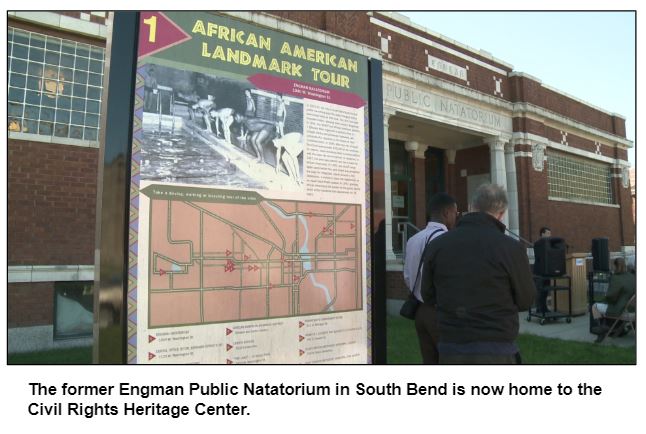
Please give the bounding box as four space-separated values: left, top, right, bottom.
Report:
548 197 620 208
512 132 629 166
512 102 633 148
8 132 100 149
8 11 108 39
383 65 513 110
8 265 94 283
8 325 92 354
373 12 514 69
514 151 533 158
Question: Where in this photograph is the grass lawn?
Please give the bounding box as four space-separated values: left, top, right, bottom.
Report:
387 315 636 364
7 317 635 365
8 346 92 365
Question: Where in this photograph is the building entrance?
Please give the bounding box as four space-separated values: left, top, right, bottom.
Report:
389 139 413 256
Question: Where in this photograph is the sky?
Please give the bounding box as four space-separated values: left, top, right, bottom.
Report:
401 11 636 165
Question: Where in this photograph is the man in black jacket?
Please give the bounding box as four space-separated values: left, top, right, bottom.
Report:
420 183 535 364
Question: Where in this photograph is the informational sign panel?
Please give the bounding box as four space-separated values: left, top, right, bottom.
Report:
126 12 370 363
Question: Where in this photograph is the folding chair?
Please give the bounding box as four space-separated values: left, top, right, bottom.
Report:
596 294 636 343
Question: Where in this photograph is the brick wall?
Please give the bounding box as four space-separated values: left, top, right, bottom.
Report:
509 74 626 138
386 271 408 300
8 140 98 265
266 12 627 141
54 11 108 25
515 155 633 252
8 282 54 327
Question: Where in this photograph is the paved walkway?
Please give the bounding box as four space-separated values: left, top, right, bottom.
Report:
519 312 636 347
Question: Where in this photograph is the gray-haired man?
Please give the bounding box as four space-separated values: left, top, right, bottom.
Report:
420 183 535 364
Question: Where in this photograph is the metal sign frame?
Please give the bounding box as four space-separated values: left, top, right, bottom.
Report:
94 11 386 364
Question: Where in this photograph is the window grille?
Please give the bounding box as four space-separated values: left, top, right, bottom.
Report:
547 151 613 205
8 27 105 142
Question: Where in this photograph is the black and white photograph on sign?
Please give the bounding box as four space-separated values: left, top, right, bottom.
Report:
140 63 304 190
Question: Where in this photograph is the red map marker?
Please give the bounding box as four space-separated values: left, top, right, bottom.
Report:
148 352 156 360
148 335 156 343
226 328 233 336
226 344 233 351
138 12 192 59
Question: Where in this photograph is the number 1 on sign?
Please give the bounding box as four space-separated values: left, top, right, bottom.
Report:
143 15 157 43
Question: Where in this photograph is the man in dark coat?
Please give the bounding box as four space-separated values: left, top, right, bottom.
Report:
420 183 535 364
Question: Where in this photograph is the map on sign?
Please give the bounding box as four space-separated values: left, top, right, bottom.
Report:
146 191 362 328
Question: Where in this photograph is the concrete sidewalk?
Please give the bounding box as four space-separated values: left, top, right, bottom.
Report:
519 312 636 348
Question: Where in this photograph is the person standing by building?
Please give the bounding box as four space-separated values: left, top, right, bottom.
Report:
421 184 535 364
403 193 458 364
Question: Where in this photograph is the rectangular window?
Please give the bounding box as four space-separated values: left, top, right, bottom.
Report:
547 151 614 205
7 27 105 143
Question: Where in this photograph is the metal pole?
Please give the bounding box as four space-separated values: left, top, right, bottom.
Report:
93 11 139 364
369 58 387 364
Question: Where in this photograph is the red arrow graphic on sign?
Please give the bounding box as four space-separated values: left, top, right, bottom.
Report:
138 12 192 59
226 359 233 364
299 321 305 328
148 352 156 360
226 344 233 351
148 335 156 343
226 328 233 336
299 335 305 342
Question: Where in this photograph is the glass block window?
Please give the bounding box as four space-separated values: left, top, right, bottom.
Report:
547 151 614 205
8 27 105 142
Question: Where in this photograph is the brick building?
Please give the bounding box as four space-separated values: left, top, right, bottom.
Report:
7 11 634 352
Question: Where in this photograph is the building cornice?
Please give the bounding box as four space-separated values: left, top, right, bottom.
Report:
372 12 514 71
512 102 633 148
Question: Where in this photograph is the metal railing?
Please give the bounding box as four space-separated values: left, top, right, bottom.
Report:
395 219 421 259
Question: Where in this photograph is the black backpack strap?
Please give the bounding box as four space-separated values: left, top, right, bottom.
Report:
411 228 445 295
